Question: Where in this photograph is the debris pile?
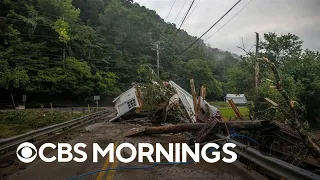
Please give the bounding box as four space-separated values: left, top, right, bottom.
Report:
110 78 320 178
110 79 220 124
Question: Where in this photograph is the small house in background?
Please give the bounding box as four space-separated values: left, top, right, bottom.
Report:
225 94 247 105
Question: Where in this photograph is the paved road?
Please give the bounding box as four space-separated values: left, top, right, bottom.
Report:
4 118 266 180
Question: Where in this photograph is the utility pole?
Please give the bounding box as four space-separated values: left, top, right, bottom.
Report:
152 41 162 77
254 32 260 89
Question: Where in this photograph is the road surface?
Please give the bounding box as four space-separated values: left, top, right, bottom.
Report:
3 116 266 180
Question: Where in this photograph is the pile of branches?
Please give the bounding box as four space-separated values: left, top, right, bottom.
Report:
140 79 188 124
232 57 320 175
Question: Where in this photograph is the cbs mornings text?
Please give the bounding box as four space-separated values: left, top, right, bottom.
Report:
17 142 237 163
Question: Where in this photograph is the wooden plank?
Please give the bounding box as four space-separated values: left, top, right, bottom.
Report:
190 79 198 118
264 97 278 107
227 99 244 120
201 86 206 100
135 86 143 113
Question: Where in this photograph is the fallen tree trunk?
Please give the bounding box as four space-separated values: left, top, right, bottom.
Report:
124 120 270 137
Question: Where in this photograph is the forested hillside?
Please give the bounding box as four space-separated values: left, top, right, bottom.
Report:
0 0 238 102
1 0 319 126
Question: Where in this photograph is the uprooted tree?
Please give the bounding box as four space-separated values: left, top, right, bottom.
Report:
262 57 320 157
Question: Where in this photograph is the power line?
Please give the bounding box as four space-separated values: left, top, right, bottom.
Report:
173 0 188 23
175 0 195 36
185 0 200 22
177 0 242 56
205 0 253 41
157 0 183 44
165 0 177 21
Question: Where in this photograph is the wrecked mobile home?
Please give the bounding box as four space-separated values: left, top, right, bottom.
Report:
110 79 320 179
110 80 219 123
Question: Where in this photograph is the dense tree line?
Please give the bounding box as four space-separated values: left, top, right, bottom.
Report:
0 0 319 126
0 0 237 101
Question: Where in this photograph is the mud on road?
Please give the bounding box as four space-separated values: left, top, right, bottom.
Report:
4 116 266 180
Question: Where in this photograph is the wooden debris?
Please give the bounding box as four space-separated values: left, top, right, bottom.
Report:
264 97 278 107
123 120 270 137
196 117 218 143
201 86 206 100
135 86 143 113
227 99 244 120
190 79 198 118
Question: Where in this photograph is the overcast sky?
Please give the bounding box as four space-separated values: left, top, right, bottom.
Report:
134 0 320 54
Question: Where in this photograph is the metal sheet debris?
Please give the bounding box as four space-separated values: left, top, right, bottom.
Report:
168 81 196 122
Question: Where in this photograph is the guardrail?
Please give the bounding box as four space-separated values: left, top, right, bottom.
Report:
216 134 320 180
0 110 111 157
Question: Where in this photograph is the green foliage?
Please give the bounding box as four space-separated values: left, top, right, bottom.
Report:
208 101 230 108
219 107 249 119
1 0 238 100
208 101 249 119
237 32 320 126
142 80 175 112
184 59 223 98
0 60 29 90
281 50 320 126
2 0 318 128
261 32 303 66
66 57 91 76
0 110 84 138
53 18 70 43
224 65 253 94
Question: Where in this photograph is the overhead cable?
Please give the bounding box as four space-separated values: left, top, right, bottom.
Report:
165 0 177 21
178 0 242 56
205 0 253 41
175 0 195 36
173 0 188 23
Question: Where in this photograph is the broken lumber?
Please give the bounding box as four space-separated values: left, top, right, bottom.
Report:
190 79 198 118
196 117 218 143
227 99 244 120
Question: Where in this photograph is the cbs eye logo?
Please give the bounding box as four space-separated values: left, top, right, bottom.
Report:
16 142 37 163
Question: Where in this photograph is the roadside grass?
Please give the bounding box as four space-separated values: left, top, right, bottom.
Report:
208 101 230 108
0 110 85 138
209 101 250 119
219 107 250 119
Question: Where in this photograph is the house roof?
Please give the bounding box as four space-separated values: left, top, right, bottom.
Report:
225 94 245 98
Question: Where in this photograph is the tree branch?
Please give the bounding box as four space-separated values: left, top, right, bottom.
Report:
262 57 320 157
